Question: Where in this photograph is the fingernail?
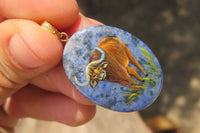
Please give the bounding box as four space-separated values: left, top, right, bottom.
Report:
9 34 44 69
75 110 84 123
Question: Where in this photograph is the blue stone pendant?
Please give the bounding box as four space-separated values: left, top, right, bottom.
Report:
63 25 163 112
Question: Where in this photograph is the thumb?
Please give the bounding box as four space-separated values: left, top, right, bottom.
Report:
0 19 63 104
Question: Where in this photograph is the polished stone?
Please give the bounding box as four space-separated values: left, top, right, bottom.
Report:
63 25 163 112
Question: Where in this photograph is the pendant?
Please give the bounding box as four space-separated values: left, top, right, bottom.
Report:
42 22 163 112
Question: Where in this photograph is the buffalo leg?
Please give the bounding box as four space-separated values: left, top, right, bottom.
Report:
127 67 144 82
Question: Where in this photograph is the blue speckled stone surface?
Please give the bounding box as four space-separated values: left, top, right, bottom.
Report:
63 25 163 112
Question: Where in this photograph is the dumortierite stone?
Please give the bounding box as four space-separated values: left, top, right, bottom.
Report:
63 25 163 112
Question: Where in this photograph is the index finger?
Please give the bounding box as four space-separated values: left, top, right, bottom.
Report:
0 0 79 29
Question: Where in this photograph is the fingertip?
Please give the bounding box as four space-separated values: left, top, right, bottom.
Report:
0 0 79 29
71 104 96 126
38 0 80 29
71 87 96 106
66 13 103 37
88 18 104 25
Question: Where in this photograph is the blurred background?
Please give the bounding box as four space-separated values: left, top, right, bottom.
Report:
15 0 200 133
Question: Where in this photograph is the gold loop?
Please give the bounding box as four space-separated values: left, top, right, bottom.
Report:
41 21 68 43
59 32 69 43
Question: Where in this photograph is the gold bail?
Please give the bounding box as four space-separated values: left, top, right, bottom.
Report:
41 21 68 43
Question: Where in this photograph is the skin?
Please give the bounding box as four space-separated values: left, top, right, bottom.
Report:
0 0 152 133
0 0 102 130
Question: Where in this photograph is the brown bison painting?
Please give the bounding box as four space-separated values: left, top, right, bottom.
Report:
75 37 147 90
63 25 162 110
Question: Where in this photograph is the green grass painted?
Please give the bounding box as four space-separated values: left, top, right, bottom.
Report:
122 47 160 104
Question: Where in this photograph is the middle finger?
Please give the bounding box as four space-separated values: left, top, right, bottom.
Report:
31 14 103 105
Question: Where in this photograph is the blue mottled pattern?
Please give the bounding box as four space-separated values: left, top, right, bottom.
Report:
63 25 163 112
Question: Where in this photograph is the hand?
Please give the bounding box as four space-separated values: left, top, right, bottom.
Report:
0 0 102 132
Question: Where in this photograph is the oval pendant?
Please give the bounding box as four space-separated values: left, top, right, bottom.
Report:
63 25 163 112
